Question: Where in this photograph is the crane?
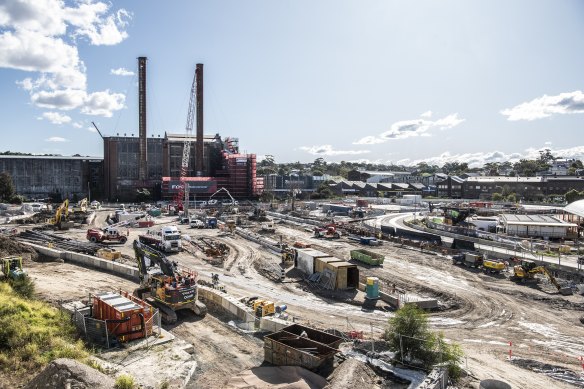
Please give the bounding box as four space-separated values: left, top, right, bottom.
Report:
174 71 198 217
209 187 235 205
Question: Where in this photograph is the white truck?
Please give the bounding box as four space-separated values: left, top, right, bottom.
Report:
138 226 182 253
190 218 205 229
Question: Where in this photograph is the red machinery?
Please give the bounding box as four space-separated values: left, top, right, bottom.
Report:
87 227 128 244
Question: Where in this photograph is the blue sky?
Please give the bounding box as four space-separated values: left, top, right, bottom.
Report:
1 0 583 167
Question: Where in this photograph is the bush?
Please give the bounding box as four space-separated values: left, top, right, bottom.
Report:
115 374 135 389
9 275 35 299
0 282 88 378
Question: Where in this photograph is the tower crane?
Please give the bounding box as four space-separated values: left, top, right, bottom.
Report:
175 71 197 216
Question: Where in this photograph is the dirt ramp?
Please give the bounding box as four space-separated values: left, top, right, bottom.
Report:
25 358 115 389
225 366 328 389
327 358 382 388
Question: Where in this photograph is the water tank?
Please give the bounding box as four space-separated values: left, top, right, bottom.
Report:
479 379 511 389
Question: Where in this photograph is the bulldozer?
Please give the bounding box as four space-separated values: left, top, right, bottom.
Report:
1 256 26 280
132 240 207 324
512 259 572 295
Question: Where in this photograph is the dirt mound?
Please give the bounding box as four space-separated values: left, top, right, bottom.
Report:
327 358 382 388
24 358 115 389
225 366 328 388
0 235 38 261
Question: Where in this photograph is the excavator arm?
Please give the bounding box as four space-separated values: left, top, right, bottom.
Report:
133 240 176 278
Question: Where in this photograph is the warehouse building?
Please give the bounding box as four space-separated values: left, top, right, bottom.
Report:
496 214 578 240
0 155 102 201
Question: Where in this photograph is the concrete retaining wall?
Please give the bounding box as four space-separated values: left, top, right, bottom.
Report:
358 282 438 310
23 242 141 281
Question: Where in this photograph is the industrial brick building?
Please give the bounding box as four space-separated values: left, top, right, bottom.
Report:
0 155 102 200
101 58 261 202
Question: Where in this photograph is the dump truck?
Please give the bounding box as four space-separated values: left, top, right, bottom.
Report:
350 249 385 266
139 226 182 253
482 259 506 274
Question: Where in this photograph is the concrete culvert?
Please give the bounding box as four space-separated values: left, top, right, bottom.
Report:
479 379 512 389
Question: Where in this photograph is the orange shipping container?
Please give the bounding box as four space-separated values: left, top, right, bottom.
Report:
92 291 154 342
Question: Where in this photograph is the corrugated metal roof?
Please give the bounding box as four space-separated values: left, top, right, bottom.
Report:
565 199 584 218
499 214 577 227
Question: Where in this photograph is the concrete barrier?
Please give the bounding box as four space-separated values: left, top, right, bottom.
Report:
358 282 438 309
22 242 141 282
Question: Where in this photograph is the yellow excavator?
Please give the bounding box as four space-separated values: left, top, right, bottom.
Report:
46 199 74 230
512 259 572 295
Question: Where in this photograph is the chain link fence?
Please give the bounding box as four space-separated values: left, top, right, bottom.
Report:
72 306 161 349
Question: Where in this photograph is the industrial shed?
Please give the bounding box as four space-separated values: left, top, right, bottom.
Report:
323 261 359 290
314 257 343 273
497 214 578 239
294 249 332 276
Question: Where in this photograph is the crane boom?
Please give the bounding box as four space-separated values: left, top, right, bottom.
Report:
175 73 197 214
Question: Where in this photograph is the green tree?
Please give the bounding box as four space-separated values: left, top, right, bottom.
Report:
0 172 16 202
565 189 584 204
492 192 503 201
384 304 433 364
506 192 517 203
384 304 463 379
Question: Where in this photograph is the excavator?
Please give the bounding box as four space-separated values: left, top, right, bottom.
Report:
132 240 207 324
512 259 572 295
46 199 74 230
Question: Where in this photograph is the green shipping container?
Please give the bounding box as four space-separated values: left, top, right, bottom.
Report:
350 249 385 266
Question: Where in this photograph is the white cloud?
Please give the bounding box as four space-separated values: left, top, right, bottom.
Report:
399 145 584 168
110 67 134 76
501 91 584 121
45 136 68 142
72 122 83 128
40 111 71 124
31 89 86 110
354 112 465 145
0 0 130 116
81 90 125 117
300 144 370 156
420 110 432 118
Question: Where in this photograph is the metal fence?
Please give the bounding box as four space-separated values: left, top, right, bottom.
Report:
72 307 161 349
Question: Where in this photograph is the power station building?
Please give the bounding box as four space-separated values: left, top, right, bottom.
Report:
101 57 261 202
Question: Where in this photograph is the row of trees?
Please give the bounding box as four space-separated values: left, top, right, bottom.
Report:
259 149 583 179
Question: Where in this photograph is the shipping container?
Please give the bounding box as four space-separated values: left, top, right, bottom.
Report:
92 291 154 342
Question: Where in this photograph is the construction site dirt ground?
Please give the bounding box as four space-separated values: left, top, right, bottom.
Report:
10 210 584 388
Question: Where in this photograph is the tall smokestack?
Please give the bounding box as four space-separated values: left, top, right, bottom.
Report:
195 63 204 176
138 56 148 181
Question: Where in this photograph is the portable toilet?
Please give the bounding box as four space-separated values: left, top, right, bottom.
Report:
365 277 380 299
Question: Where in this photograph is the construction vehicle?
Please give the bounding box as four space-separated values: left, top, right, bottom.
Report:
46 199 74 230
72 198 88 213
314 225 341 239
241 296 275 317
133 240 206 324
482 258 506 273
281 247 296 264
95 248 122 261
86 226 128 244
512 260 572 295
1 256 26 280
261 220 275 233
139 226 182 253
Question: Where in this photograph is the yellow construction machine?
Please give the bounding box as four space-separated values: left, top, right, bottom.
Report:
1 256 26 280
72 198 88 213
512 259 572 295
46 199 74 230
241 296 275 317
